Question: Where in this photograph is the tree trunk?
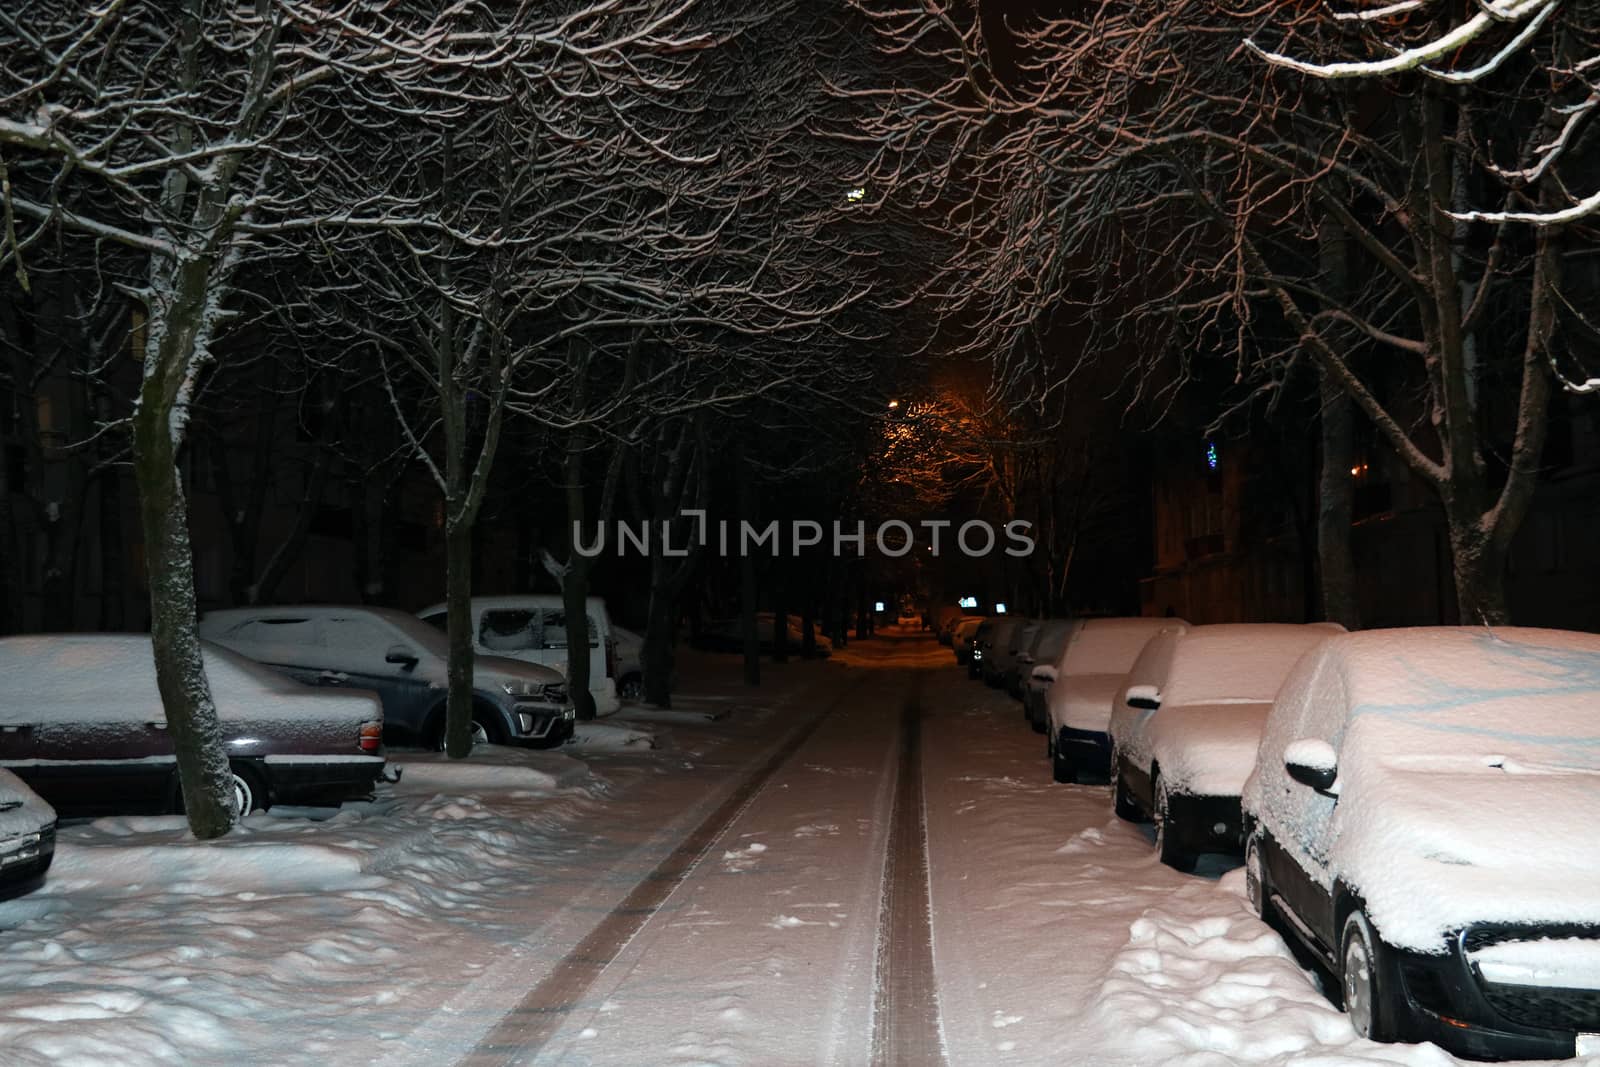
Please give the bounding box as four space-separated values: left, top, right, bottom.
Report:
562 445 596 721
1444 508 1509 626
772 582 789 664
737 447 759 687
1317 370 1361 629
443 521 476 758
800 599 816 659
98 468 126 630
0 442 18 635
643 571 676 708
132 397 236 839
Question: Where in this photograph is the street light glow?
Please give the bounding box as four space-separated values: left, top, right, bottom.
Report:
846 186 865 202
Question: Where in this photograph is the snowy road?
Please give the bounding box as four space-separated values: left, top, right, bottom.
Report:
0 633 1581 1065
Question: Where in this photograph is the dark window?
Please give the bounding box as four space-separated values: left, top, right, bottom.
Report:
479 609 538 652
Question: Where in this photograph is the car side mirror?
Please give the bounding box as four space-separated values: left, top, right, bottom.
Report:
385 644 419 670
1285 738 1338 794
1125 684 1161 710
1031 665 1057 684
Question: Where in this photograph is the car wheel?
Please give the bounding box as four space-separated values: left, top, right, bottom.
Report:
618 673 644 701
431 709 501 751
1245 833 1268 919
1052 732 1077 784
1153 777 1197 873
1113 765 1143 822
231 764 263 816
1340 911 1396 1042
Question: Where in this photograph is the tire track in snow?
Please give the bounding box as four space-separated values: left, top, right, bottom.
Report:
871 671 948 1067
461 671 869 1065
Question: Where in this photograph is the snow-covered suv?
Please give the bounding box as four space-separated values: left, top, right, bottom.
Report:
201 606 573 749
1109 622 1342 870
1242 627 1600 1060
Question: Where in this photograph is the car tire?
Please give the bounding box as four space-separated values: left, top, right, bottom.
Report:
1244 833 1269 920
1340 910 1397 1042
430 705 505 752
1153 776 1197 873
1113 764 1143 822
1052 732 1077 784
231 763 265 815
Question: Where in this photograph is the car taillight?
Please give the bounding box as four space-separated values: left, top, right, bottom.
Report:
359 721 382 754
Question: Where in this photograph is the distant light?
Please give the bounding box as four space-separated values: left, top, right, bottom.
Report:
887 399 899 409
1205 441 1219 471
958 596 978 609
1350 462 1369 478
846 187 866 202
874 601 886 612
995 603 1007 614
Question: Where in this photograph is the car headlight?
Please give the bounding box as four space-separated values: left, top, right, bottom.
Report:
500 679 541 697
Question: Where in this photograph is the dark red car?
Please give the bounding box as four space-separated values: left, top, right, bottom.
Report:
0 635 386 816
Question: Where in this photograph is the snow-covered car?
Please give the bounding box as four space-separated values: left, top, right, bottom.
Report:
967 618 1003 678
952 617 985 665
976 617 1023 686
0 768 55 891
417 595 620 715
0 635 386 816
1242 627 1600 1060
1015 619 1075 723
1043 617 1185 784
1109 622 1342 870
986 617 1039 691
200 605 573 749
610 624 645 701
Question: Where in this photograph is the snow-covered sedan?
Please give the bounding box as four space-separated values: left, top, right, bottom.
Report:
1044 617 1185 784
0 768 55 891
0 635 386 816
1109 622 1342 870
201 605 573 749
1017 619 1076 730
1243 627 1600 1060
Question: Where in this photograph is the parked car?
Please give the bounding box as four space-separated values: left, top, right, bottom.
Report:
967 618 1003 679
990 618 1041 690
0 634 386 816
952 617 985 665
610 624 645 701
1006 618 1070 703
932 606 965 646
977 617 1024 686
418 595 619 716
0 768 55 891
1242 626 1600 1060
1044 617 1185 784
1108 622 1342 870
1018 620 1077 731
200 605 573 749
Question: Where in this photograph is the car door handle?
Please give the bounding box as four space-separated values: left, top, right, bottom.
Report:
319 671 349 685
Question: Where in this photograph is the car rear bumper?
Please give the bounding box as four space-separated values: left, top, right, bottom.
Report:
1385 931 1594 1061
260 756 387 806
0 822 55 886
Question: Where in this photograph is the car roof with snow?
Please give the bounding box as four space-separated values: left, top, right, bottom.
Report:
1308 626 1600 768
1139 622 1342 708
203 603 447 649
0 634 377 724
1060 617 1184 676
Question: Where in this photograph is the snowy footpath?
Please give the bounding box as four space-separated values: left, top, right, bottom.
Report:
0 636 1589 1065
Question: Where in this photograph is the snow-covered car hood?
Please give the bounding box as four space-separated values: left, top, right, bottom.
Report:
475 654 565 698
1147 702 1272 798
0 767 54 839
1332 759 1600 952
1047 673 1126 733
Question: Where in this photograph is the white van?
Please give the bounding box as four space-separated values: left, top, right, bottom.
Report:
417 596 620 715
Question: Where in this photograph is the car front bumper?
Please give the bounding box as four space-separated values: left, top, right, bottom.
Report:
1165 792 1244 855
1384 926 1600 1061
513 702 576 746
1058 727 1113 781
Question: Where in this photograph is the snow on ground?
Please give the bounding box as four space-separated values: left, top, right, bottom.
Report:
920 669 1584 1067
0 652 845 1067
0 632 1592 1066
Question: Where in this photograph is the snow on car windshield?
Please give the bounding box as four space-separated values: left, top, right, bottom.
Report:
1061 619 1175 675
1343 628 1600 769
1161 625 1334 709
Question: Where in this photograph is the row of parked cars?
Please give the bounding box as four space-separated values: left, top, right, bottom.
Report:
947 611 1600 1062
0 594 645 894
